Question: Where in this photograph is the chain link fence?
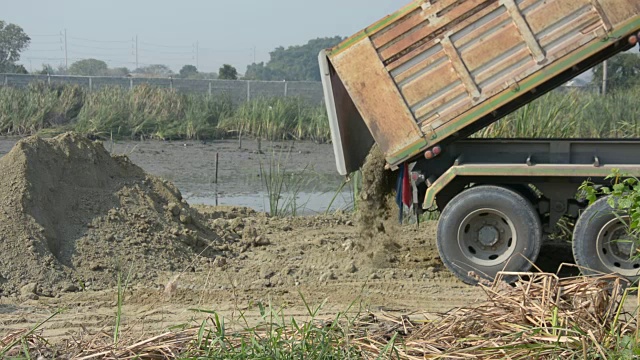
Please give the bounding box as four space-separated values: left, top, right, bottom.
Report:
0 73 325 104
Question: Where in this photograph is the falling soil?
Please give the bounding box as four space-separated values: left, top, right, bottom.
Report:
355 145 410 269
0 133 231 296
357 145 395 236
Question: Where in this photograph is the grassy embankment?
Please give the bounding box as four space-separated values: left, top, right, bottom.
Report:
0 83 329 142
1 83 640 142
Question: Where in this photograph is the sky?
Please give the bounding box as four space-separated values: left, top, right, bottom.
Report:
3 0 403 74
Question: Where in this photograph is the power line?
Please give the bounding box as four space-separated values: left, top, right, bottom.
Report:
138 48 193 55
24 56 65 61
138 56 196 63
70 36 130 44
30 41 62 45
27 49 63 52
69 43 131 51
67 51 132 58
24 30 258 72
140 41 192 49
199 47 248 53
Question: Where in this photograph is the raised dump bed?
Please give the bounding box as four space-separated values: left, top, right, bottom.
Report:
320 0 640 175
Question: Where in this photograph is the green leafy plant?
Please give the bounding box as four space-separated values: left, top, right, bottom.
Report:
580 169 640 240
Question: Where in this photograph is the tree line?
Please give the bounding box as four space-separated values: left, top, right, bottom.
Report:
0 19 344 82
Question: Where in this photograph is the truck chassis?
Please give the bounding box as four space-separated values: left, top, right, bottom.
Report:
413 138 640 283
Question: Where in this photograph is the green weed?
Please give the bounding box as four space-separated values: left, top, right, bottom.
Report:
259 144 312 217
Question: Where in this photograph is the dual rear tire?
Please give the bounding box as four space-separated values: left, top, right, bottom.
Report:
573 196 640 283
437 187 639 284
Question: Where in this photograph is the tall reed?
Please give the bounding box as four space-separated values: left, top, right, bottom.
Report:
0 82 83 135
0 83 328 141
218 97 329 142
476 86 640 138
3 82 640 142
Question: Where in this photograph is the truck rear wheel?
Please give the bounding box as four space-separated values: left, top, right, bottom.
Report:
437 185 542 284
573 196 640 282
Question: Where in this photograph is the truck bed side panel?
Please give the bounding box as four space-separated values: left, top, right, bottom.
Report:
330 39 427 156
325 0 640 167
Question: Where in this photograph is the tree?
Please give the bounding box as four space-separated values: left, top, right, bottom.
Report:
193 72 218 80
179 65 198 78
592 53 640 92
133 64 173 77
11 64 27 74
218 64 238 80
108 67 130 77
244 36 343 81
0 20 30 73
39 64 55 75
68 59 109 76
2 63 28 74
244 62 284 81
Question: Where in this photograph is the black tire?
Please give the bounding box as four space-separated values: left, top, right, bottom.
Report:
437 185 542 284
573 196 640 282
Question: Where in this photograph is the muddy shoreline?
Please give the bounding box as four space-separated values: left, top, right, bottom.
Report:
0 137 348 213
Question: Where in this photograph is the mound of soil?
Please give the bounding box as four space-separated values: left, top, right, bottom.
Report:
0 133 227 296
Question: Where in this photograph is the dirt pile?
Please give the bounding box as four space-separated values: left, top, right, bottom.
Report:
0 133 227 297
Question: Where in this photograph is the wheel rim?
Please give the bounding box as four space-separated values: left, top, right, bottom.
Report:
596 217 640 276
457 208 517 267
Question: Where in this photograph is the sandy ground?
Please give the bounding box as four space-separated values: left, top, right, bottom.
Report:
0 213 485 343
0 136 576 345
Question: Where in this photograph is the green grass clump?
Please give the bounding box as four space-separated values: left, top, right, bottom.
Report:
4 81 640 144
476 85 640 138
0 82 83 135
0 83 328 142
75 85 234 140
183 299 361 359
259 146 313 217
218 97 329 142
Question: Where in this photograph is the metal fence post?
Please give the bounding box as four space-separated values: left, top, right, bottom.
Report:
208 81 212 97
88 77 93 92
3 75 7 87
284 81 288 97
169 77 173 90
47 74 51 86
130 78 133 91
247 81 251 101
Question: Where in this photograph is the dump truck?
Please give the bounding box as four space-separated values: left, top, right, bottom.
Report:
319 0 640 284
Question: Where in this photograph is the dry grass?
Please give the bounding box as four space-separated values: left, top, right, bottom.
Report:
355 269 638 359
2 269 637 359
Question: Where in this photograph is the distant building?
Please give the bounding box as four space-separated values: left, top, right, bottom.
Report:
559 77 595 93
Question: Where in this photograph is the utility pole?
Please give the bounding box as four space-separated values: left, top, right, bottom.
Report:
135 35 139 70
602 59 608 95
253 46 256 63
196 41 199 69
64 29 68 70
